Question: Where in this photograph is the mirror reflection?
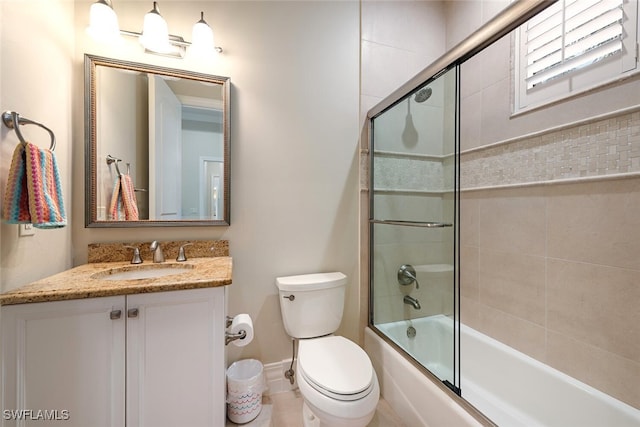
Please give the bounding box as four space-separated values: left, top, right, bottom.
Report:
85 54 230 227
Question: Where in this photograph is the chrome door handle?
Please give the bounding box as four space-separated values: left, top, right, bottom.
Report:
110 309 122 320
127 308 139 318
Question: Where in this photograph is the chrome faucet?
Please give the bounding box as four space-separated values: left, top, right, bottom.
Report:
403 295 421 310
149 240 165 263
124 245 142 264
176 243 193 262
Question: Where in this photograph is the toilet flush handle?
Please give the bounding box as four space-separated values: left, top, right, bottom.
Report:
282 295 295 301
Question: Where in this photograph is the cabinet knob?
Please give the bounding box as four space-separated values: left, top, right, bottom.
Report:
127 308 139 318
110 309 122 320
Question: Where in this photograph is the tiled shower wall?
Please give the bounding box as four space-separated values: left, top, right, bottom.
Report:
460 108 640 410
361 0 640 412
460 175 640 410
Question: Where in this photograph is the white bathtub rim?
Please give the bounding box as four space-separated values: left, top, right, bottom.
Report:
454 316 640 424
364 326 490 427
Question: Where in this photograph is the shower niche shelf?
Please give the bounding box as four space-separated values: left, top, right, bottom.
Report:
414 264 453 274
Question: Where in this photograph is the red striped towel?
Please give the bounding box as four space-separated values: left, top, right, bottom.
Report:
108 174 139 221
2 142 66 228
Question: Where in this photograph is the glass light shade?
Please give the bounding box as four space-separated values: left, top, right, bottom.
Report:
139 2 171 54
190 12 215 54
86 0 120 42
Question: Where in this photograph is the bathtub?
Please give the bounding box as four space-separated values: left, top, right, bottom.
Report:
365 315 640 427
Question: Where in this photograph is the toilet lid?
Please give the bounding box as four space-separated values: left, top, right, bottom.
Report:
298 336 374 401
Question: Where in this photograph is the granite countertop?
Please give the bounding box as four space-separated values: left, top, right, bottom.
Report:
0 257 232 306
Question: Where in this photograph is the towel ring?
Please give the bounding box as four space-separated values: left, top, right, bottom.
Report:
2 111 56 151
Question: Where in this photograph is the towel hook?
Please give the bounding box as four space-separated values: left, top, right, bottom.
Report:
1 111 56 151
106 154 123 176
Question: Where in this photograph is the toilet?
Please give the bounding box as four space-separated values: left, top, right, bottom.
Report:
276 272 379 427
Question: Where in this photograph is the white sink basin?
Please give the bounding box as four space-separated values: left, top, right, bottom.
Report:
93 265 193 281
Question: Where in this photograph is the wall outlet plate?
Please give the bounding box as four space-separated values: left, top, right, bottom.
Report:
19 224 35 237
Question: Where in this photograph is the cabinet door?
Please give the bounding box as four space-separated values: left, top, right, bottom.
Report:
1 296 126 427
126 287 226 427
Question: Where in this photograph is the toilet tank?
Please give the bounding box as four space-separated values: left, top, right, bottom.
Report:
276 272 347 339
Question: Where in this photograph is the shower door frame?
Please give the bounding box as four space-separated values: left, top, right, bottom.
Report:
368 65 461 392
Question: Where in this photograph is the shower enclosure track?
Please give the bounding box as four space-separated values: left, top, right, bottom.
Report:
370 219 452 228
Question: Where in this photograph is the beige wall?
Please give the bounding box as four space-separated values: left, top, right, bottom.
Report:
73 1 360 366
0 0 74 291
0 1 360 370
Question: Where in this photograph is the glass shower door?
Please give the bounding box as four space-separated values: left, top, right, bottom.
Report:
369 66 459 391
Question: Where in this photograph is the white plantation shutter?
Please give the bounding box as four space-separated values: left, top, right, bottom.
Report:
516 0 638 111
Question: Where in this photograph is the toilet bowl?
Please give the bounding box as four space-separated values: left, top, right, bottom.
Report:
276 272 380 427
296 336 379 427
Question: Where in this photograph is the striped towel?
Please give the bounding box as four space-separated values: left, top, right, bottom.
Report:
2 142 66 228
108 174 139 221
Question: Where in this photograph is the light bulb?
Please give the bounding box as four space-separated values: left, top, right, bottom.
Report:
139 2 171 54
86 0 120 42
191 11 215 54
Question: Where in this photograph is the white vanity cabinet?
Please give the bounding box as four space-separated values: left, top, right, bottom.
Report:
125 288 226 427
1 296 125 427
1 287 226 427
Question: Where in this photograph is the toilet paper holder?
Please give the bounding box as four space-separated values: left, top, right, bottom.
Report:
226 329 247 345
225 315 248 346
226 315 235 328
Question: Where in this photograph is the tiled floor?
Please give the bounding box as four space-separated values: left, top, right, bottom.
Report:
226 390 406 427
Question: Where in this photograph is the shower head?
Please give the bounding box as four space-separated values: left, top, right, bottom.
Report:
414 87 432 103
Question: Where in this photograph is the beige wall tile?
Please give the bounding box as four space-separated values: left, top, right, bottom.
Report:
460 295 481 330
479 250 546 326
547 331 640 410
462 180 640 412
547 178 640 271
477 305 547 361
479 188 546 256
460 194 480 247
460 91 483 152
547 259 640 362
460 245 479 300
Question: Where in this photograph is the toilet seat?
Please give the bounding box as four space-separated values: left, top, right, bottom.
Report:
298 336 374 401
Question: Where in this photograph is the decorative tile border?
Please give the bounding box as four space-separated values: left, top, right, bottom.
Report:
461 110 640 189
373 151 446 192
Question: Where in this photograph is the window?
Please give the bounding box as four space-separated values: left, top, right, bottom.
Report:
515 0 639 111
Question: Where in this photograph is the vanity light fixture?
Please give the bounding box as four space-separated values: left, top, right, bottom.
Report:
86 0 222 59
139 2 171 54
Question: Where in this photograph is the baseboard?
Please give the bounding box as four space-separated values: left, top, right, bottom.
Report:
263 359 297 395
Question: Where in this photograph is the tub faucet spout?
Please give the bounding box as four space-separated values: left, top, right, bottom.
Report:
403 295 421 310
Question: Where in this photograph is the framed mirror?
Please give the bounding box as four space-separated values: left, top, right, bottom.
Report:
84 54 230 227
